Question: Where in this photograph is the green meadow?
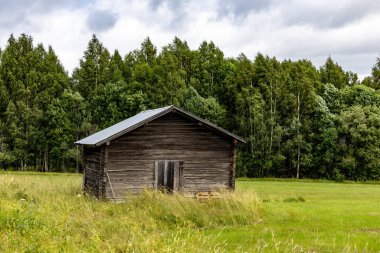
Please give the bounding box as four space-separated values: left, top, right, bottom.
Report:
0 172 379 252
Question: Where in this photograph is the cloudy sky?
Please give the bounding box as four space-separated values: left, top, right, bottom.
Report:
0 0 379 78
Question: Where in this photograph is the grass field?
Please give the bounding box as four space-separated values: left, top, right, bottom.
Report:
0 172 379 252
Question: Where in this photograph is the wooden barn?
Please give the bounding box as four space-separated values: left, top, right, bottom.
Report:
75 105 245 201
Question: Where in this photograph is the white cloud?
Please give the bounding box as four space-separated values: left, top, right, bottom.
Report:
0 0 379 77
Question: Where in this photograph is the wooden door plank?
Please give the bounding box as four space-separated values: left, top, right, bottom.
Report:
173 161 179 191
179 161 184 190
154 161 159 189
164 160 168 187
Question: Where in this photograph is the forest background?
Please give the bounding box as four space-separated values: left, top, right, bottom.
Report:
0 34 379 180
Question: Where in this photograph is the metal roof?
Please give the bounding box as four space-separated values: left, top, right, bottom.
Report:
75 105 245 146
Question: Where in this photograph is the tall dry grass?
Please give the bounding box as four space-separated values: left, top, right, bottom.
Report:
0 173 261 252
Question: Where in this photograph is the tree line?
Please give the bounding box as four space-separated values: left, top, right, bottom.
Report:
0 34 379 180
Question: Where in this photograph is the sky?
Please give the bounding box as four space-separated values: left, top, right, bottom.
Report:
0 0 379 79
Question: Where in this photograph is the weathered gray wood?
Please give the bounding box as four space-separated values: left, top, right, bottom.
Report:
104 145 117 200
84 112 236 200
230 139 237 190
179 161 184 190
100 146 106 198
83 146 102 197
154 161 158 189
159 161 164 188
163 160 168 188
167 161 174 191
173 161 179 191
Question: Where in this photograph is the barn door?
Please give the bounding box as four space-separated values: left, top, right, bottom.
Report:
154 160 184 192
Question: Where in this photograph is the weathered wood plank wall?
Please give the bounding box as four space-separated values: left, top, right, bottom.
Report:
83 147 102 197
103 112 235 200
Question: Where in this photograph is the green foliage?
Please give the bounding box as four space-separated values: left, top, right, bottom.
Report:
320 56 349 89
336 105 380 180
90 81 148 128
182 86 226 126
369 57 380 89
332 168 346 182
340 84 380 108
192 41 226 98
0 34 69 171
72 34 111 99
0 33 379 180
308 95 337 178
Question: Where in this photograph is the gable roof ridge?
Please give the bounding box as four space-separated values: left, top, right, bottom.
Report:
75 105 245 146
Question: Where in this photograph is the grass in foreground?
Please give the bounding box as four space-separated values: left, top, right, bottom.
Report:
0 172 260 252
218 179 380 252
0 172 380 252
